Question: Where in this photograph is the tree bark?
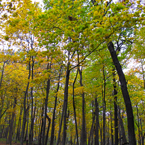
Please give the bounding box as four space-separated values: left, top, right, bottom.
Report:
110 109 114 145
72 69 79 145
0 61 5 88
16 106 23 142
107 41 136 145
118 106 127 144
50 68 61 145
62 61 70 145
102 65 106 145
113 69 118 145
39 106 44 145
20 61 31 145
88 113 95 145
7 97 17 145
95 97 99 145
79 67 87 145
45 115 51 145
29 55 34 145
42 62 51 145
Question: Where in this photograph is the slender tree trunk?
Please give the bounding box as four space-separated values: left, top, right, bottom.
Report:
7 97 17 145
88 114 95 145
79 67 87 145
95 97 99 145
88 101 95 145
118 106 127 144
102 65 106 145
113 69 118 145
110 108 114 145
142 133 144 145
26 91 30 145
100 125 103 145
136 105 141 145
72 69 79 145
29 55 34 145
45 115 51 145
0 61 5 88
42 62 51 145
16 106 23 141
141 60 145 145
50 67 61 145
107 41 136 145
62 61 70 145
0 62 5 122
21 61 31 145
56 101 65 145
39 106 44 145
141 60 145 89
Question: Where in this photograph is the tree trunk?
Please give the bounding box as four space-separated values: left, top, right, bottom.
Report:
0 62 5 121
102 65 106 145
29 55 34 145
110 108 114 145
21 61 31 145
7 97 17 145
113 69 118 145
88 101 95 145
118 106 127 145
56 102 64 145
95 97 99 145
62 61 70 145
50 67 61 145
107 41 136 145
136 105 141 145
42 62 51 145
45 115 51 145
16 106 23 142
88 114 95 145
72 69 79 145
0 61 5 88
79 68 87 145
39 106 44 145
100 125 103 145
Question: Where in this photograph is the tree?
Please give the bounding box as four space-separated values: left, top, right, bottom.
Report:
0 0 145 144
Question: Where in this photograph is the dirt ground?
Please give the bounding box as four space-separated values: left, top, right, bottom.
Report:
0 141 26 145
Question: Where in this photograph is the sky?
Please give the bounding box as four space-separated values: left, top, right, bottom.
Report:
32 0 42 3
31 0 119 7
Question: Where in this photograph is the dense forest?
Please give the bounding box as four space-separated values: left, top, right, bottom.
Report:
0 0 145 145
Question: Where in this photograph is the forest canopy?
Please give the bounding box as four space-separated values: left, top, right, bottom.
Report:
0 0 145 145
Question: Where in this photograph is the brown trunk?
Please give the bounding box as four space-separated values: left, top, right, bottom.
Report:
110 108 114 145
102 65 106 145
50 67 61 145
45 115 51 145
113 69 118 145
42 61 51 145
7 97 17 145
107 41 136 145
29 55 34 145
16 106 23 141
21 61 31 145
88 114 95 145
39 106 44 145
79 67 87 145
72 69 79 145
118 106 127 144
95 97 99 145
0 61 5 88
62 61 70 145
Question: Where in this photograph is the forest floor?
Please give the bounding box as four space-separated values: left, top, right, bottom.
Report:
0 142 25 145
0 140 26 145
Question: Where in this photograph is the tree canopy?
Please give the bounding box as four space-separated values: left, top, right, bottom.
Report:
0 0 145 145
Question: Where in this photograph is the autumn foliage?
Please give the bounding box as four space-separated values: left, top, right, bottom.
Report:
0 0 145 145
